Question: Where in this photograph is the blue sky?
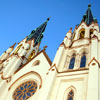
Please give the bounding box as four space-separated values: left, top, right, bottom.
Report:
0 0 100 61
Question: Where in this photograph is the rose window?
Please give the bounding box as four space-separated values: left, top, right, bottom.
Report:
13 81 37 100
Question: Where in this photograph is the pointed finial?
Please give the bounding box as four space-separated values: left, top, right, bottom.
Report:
10 43 16 48
88 4 91 8
68 27 72 33
81 4 95 25
47 17 50 21
43 45 48 50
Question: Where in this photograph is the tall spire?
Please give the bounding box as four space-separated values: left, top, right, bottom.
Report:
81 4 98 25
27 18 50 46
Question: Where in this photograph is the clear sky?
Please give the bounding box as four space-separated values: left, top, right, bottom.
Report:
0 0 100 61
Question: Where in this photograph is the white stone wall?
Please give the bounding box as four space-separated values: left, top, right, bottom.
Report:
1 52 51 100
0 21 99 100
47 22 100 100
49 70 88 100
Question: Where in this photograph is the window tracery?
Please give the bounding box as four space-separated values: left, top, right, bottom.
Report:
67 90 74 100
13 81 37 100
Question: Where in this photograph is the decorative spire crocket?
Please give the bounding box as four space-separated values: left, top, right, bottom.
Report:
27 18 50 46
81 4 98 25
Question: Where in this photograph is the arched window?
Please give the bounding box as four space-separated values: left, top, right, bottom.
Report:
13 81 37 100
80 53 86 68
79 28 85 39
28 50 35 60
90 29 93 38
67 90 74 100
69 54 76 69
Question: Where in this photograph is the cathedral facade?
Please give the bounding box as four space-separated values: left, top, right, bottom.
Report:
0 5 99 100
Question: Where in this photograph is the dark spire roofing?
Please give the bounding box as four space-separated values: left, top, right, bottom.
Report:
27 18 50 45
81 4 98 25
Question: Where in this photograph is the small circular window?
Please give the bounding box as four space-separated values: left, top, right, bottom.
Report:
32 60 40 66
13 81 37 100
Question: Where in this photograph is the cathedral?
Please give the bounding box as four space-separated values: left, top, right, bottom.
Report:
0 5 99 100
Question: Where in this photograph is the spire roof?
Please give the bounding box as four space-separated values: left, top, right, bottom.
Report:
81 4 98 25
27 18 50 46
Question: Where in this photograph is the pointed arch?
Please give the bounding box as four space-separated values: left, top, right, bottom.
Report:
28 50 35 60
79 28 85 39
79 48 88 68
64 50 77 70
64 86 76 100
68 50 77 57
79 48 88 55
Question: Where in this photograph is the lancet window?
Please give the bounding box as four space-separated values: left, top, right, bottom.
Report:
69 54 76 69
80 52 86 68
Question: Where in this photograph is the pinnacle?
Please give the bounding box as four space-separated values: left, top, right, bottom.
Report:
88 4 91 8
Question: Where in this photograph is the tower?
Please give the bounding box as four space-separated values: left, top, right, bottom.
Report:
39 5 99 100
0 18 52 100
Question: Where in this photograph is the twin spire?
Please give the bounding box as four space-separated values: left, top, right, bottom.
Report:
81 4 97 25
27 18 50 46
27 5 97 46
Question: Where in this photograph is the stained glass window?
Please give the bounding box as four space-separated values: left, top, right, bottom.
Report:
69 55 75 69
67 90 74 100
13 81 37 100
80 55 86 68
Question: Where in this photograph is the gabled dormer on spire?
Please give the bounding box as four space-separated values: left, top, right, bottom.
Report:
0 18 50 84
27 18 50 46
73 5 99 41
81 4 98 25
11 18 50 64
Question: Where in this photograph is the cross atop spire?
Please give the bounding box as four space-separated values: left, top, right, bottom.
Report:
27 18 50 46
81 4 98 25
